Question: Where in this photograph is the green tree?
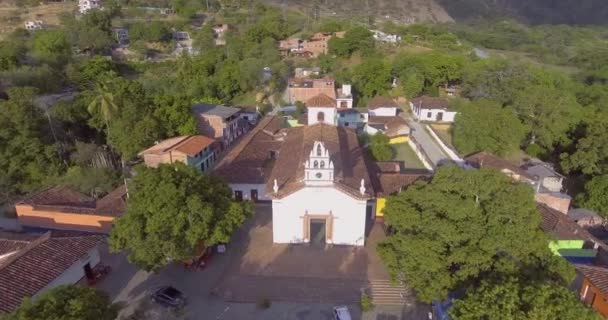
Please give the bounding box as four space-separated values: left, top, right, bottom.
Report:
561 111 608 175
450 278 600 320
0 87 61 202
193 25 215 52
61 11 114 52
351 58 392 98
0 37 26 71
577 175 608 218
5 285 118 320
66 56 116 89
401 71 425 98
60 166 120 198
153 94 198 137
31 30 71 66
88 81 118 134
369 132 393 161
378 166 567 302
109 163 254 271
129 21 170 43
453 99 527 156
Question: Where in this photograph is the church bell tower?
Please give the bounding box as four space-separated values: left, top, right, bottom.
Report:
304 141 334 186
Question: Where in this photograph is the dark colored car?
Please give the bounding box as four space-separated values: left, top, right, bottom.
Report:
151 286 186 308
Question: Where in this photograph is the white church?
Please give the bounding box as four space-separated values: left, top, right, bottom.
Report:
264 106 375 246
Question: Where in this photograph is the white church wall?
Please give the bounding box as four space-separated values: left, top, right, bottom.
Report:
272 187 367 246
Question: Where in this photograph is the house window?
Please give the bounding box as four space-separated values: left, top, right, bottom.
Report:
344 122 349 127
427 111 432 118
317 111 325 122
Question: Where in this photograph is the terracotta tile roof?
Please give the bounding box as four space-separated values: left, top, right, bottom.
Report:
138 135 215 157
306 93 336 108
410 96 451 110
21 186 95 208
0 232 38 256
266 124 373 199
367 161 430 197
465 152 535 181
368 116 410 138
0 232 102 313
576 264 608 296
368 96 400 110
19 185 127 217
213 116 285 184
537 203 606 250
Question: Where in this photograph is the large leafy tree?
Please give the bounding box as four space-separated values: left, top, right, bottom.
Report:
0 88 61 202
109 163 254 271
152 94 198 137
30 30 71 66
453 99 527 156
378 166 567 302
5 285 117 320
576 175 608 218
368 132 393 161
450 278 600 320
351 58 392 98
561 110 608 175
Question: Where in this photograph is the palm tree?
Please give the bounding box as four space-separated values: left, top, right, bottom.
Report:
87 81 117 137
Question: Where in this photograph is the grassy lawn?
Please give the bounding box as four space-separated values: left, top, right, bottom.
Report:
392 143 426 170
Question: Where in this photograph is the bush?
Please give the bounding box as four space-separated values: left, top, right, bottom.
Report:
369 132 394 161
360 292 374 312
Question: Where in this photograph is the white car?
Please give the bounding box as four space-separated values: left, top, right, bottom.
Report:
333 306 352 320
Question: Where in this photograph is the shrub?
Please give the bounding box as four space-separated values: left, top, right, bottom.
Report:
360 292 374 312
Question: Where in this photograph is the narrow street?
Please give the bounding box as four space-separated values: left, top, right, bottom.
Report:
405 118 451 167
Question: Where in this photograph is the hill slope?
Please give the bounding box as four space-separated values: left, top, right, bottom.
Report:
263 0 453 24
436 0 608 25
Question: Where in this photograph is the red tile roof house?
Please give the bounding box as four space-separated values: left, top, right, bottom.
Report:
464 152 572 214
409 96 457 123
192 103 248 151
138 135 216 172
0 231 103 313
15 185 127 234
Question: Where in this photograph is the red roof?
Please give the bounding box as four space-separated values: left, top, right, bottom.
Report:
306 93 336 108
0 232 102 313
410 96 450 110
368 96 399 110
577 264 608 297
139 135 215 157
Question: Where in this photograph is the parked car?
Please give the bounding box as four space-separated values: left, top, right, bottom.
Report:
151 286 186 308
333 306 352 320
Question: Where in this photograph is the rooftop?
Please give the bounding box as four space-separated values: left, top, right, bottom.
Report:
368 96 400 110
538 203 604 249
138 135 215 157
576 264 608 297
213 116 286 184
410 96 451 110
266 124 373 200
0 231 103 313
368 116 410 138
192 103 241 119
306 93 336 108
464 152 535 181
18 185 127 217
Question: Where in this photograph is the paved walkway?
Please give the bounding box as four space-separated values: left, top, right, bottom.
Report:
406 120 451 167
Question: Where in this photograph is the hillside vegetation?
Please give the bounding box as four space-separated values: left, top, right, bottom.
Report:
437 0 608 25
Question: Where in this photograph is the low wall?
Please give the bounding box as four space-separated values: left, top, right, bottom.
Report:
425 125 465 167
407 137 434 171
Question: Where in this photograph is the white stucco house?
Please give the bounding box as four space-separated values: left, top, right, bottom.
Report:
78 0 101 13
0 232 102 313
410 96 457 123
368 96 399 117
267 124 374 246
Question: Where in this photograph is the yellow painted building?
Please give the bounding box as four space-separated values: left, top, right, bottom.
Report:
376 197 387 217
389 136 409 144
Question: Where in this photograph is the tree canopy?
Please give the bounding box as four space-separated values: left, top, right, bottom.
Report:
368 132 393 161
109 163 254 271
452 99 527 156
450 278 600 320
576 175 608 218
5 285 117 320
378 166 571 302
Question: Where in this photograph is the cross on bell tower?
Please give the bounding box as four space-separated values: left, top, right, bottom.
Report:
304 141 334 186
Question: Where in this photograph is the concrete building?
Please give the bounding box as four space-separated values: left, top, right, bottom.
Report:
138 135 216 172
371 30 401 43
294 67 321 78
287 78 337 104
410 96 457 123
15 185 127 234
0 231 103 313
192 103 247 150
24 20 43 31
367 96 400 117
213 116 286 202
78 0 101 13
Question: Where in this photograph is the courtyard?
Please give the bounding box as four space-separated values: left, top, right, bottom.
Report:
98 204 427 319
